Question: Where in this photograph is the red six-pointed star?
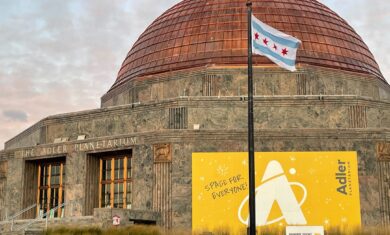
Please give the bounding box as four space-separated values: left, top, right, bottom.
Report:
273 44 278 51
254 33 259 40
282 48 288 56
263 38 269 45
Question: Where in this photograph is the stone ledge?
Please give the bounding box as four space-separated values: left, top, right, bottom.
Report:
4 128 390 157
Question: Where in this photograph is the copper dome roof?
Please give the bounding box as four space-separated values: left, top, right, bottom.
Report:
111 0 385 90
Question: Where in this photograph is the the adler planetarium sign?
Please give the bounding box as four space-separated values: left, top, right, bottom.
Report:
19 137 138 158
192 152 361 233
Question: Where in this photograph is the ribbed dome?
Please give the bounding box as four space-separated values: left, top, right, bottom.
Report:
111 0 385 90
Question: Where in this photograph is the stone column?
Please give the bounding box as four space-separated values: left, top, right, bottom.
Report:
377 142 390 226
152 143 173 228
5 157 24 216
64 151 87 217
132 145 153 210
0 160 7 220
171 143 192 229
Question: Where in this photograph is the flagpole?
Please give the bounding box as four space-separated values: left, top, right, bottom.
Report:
246 1 256 235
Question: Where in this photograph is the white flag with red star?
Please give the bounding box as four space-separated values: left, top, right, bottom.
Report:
252 14 301 71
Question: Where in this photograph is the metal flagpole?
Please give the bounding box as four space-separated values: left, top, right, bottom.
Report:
246 1 256 235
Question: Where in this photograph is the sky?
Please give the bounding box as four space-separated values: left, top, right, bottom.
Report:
0 0 389 149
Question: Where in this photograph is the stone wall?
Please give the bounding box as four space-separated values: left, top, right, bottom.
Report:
0 65 389 228
64 151 87 217
4 122 44 150
101 65 390 108
132 145 154 211
0 161 7 220
4 95 390 152
0 129 389 227
5 157 24 216
5 65 388 150
147 131 386 227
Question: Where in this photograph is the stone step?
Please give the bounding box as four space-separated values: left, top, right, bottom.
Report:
3 230 44 235
1 231 24 235
0 216 101 233
25 229 43 235
9 221 45 232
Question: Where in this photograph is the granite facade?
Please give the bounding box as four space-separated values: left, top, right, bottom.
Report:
0 160 7 220
0 66 389 229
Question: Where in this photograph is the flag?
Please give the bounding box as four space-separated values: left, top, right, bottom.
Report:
251 14 301 71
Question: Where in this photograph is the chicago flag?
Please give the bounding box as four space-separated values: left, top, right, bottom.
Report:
252 14 301 71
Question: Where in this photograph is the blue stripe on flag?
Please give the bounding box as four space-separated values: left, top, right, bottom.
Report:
253 41 296 67
252 22 299 48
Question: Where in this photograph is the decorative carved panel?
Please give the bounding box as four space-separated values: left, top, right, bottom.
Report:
378 161 390 226
348 106 367 128
202 74 217 96
168 107 188 129
153 144 172 163
153 143 172 228
377 142 390 161
377 142 390 225
296 73 307 95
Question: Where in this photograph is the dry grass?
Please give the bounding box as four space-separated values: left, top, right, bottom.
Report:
325 226 390 235
43 225 184 235
43 225 390 235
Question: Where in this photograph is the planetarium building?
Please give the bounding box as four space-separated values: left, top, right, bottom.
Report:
0 0 389 232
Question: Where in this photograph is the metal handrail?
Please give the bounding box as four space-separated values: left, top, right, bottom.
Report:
6 203 37 221
14 201 74 232
3 203 37 231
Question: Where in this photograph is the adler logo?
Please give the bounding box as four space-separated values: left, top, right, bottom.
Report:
238 160 307 226
336 159 348 195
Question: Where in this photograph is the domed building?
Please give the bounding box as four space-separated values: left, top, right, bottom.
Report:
0 0 389 232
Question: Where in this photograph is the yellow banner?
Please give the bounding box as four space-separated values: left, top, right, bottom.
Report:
192 152 360 233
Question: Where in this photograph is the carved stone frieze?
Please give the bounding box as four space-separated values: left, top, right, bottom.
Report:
377 142 390 161
153 144 172 163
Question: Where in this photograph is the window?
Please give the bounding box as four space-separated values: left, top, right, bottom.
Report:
37 162 65 218
99 156 132 209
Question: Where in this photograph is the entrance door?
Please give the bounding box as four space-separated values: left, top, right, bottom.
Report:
99 155 132 209
37 162 65 218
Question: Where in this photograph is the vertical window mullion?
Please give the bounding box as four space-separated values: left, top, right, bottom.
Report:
123 157 127 208
127 157 132 209
36 165 41 217
99 159 102 208
47 165 51 216
58 163 63 217
110 158 115 208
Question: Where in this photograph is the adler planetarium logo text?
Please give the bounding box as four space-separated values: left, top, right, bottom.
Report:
20 137 137 158
336 159 353 196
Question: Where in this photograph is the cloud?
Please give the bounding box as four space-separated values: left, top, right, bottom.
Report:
2 110 28 122
0 0 180 148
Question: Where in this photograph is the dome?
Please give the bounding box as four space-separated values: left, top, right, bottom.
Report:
110 0 385 91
